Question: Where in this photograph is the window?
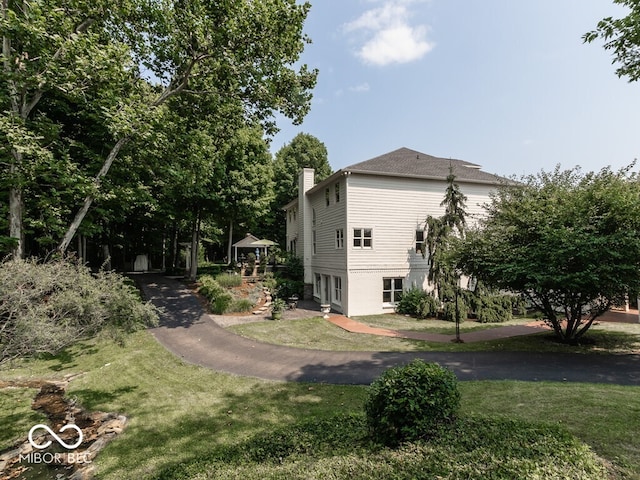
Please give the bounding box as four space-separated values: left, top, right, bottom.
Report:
383 278 404 303
314 273 321 297
335 229 344 249
353 228 372 248
415 230 425 253
312 230 317 255
312 209 316 227
325 187 330 206
333 276 342 303
335 182 341 203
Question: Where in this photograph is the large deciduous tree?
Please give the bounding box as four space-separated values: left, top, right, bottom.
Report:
458 165 640 343
1 0 317 258
269 133 331 244
584 0 640 82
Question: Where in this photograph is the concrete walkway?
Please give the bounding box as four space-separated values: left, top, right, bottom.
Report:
140 274 640 386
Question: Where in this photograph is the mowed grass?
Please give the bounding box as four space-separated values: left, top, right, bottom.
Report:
0 331 638 479
228 315 640 354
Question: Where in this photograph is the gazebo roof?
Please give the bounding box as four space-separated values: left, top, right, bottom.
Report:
232 233 260 248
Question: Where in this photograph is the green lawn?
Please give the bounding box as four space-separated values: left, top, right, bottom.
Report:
1 331 639 479
228 315 640 353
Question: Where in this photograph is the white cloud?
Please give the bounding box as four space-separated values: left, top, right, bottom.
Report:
344 1 434 66
349 82 371 93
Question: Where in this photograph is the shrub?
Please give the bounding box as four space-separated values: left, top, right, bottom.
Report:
396 288 438 319
212 293 233 314
476 295 512 323
275 279 304 299
283 254 304 282
0 258 158 364
365 360 460 446
228 299 254 314
442 298 467 322
198 275 223 302
215 273 243 288
262 272 278 292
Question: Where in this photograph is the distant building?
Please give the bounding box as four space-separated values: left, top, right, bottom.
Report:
283 147 504 316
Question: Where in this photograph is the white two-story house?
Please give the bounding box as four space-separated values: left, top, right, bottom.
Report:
284 147 503 316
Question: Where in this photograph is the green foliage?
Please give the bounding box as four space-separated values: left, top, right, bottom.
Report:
458 164 640 342
197 275 224 301
2 0 318 259
396 288 438 319
276 280 304 299
0 258 158 363
215 273 243 288
212 293 234 315
262 272 278 292
584 0 640 82
365 360 461 446
228 299 254 314
441 298 467 323
284 254 304 282
469 290 524 323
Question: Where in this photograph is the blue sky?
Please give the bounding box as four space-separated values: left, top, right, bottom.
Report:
269 0 640 177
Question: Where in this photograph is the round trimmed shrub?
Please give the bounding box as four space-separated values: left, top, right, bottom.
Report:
365 359 460 446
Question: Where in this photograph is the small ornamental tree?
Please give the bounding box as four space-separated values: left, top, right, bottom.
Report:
458 164 640 343
365 360 460 446
422 167 467 318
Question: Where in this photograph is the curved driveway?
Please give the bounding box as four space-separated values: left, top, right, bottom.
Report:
140 274 640 386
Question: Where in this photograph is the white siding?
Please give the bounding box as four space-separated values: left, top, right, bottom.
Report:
307 175 348 311
343 174 493 316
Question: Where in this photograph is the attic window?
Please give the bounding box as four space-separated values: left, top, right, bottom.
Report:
325 187 330 206
335 182 341 203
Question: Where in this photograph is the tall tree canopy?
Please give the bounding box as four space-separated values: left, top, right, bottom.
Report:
1 0 317 258
457 165 640 343
584 0 640 81
269 132 331 244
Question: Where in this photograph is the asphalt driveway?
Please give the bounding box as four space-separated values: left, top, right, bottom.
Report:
139 274 640 386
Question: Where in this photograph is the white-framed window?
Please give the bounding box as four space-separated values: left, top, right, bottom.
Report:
314 273 321 297
335 182 341 203
312 230 317 255
353 228 373 248
325 187 330 206
312 208 316 227
333 276 342 303
416 229 425 253
383 278 403 304
335 229 344 249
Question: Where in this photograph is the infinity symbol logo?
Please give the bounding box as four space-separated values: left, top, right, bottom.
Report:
28 424 83 450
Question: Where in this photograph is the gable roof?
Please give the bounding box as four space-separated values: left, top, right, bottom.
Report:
345 147 501 184
232 233 260 248
306 147 505 196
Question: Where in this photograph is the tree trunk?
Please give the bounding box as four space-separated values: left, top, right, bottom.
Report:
58 136 130 253
227 219 234 264
8 181 23 259
171 222 178 271
188 212 200 281
102 244 111 270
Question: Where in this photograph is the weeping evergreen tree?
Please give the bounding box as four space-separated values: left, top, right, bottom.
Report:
423 167 468 314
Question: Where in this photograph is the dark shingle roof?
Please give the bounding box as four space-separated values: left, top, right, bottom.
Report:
345 147 503 184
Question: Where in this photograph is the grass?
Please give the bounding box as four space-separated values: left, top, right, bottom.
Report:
227 316 640 354
1 331 639 479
